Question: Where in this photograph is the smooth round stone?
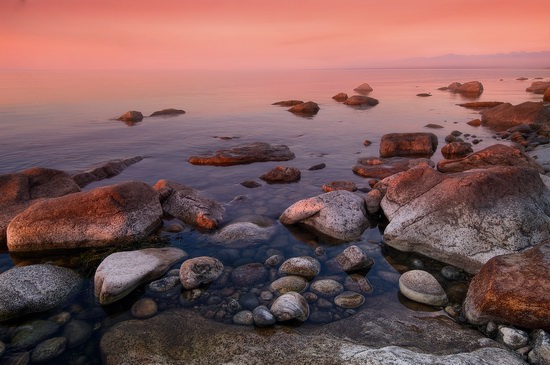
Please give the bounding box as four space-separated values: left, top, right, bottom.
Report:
265 255 284 267
408 258 425 270
303 292 318 302
278 256 321 280
260 291 274 301
440 266 464 281
227 299 242 313
179 257 224 289
233 310 254 325
179 289 204 307
31 337 67 363
270 292 309 322
148 276 181 292
11 319 60 351
252 306 276 327
231 263 268 287
399 270 448 306
239 292 260 311
269 276 309 295
62 320 92 349
49 311 71 325
334 291 365 309
131 298 158 319
497 326 529 350
344 274 373 293
310 279 344 298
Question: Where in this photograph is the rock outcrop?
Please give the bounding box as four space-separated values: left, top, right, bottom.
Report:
7 181 162 252
379 165 550 273
441 81 483 96
481 101 550 130
440 142 473 159
379 133 438 158
188 142 295 166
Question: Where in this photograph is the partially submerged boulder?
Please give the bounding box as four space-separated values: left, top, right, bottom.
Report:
279 190 369 241
288 101 320 115
463 242 550 330
353 83 373 93
343 95 379 106
437 144 544 174
7 181 162 252
188 142 295 166
545 87 550 102
353 156 434 179
440 142 473 159
458 101 504 109
211 215 275 248
149 108 186 117
379 165 550 273
154 180 225 230
332 93 348 102
441 81 483 96
481 101 550 130
526 81 550 94
117 111 143 122
272 100 304 107
260 166 301 183
72 156 143 188
380 133 438 158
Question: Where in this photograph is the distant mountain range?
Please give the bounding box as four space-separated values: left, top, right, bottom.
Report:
389 51 550 69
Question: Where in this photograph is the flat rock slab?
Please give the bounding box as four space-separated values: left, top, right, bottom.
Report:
149 108 186 117
72 156 143 188
458 101 504 109
481 101 550 130
188 142 295 166
7 181 163 252
94 247 187 305
0 264 82 321
353 156 434 180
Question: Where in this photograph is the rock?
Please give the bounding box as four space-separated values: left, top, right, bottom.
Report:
269 276 309 295
1 352 30 365
279 190 369 241
365 189 383 214
240 180 261 188
440 266 464 281
270 292 309 322
424 123 443 129
545 87 550 102
7 181 162 252
496 326 529 350
416 93 431 97
437 144 544 174
94 247 186 305
441 82 462 91
179 256 224 289
272 100 303 107
344 274 373 293
343 95 379 106
154 179 225 230
441 142 473 159
131 298 158 319
310 279 344 297
442 81 483 95
231 263 268 286
0 264 82 321
463 243 550 330
278 256 321 280
31 337 66 363
149 108 186 117
288 101 320 115
238 292 260 311
308 163 326 171
62 320 92 348
353 156 434 179
529 330 550 365
399 270 448 306
10 319 59 351
0 168 81 244
334 245 374 272
528 145 550 172
260 166 301 183
148 276 181 292
334 291 365 308
527 81 550 94
188 142 295 166
353 83 373 93
321 181 357 192
379 165 550 273
233 310 254 325
458 101 505 109
517 77 529 80
117 110 143 122
332 92 348 102
481 101 550 130
212 221 275 248
467 118 482 126
380 132 438 158
72 156 143 188
252 306 276 327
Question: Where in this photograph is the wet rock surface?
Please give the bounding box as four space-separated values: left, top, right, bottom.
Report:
180 256 224 289
353 156 434 179
399 270 448 306
260 166 301 183
149 108 186 117
188 142 295 166
343 95 379 106
380 132 438 158
72 156 143 188
288 101 320 115
117 110 143 122
481 101 550 130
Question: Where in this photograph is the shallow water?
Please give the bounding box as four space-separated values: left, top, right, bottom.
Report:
0 68 548 363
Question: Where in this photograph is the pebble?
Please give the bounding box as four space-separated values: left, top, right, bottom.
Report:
308 163 326 171
303 292 318 302
260 291 274 301
269 276 309 295
164 223 184 233
148 276 181 292
310 279 344 297
179 257 224 289
233 310 254 325
49 311 72 325
31 337 67 363
334 245 374 272
231 263 268 286
179 288 204 307
279 256 321 280
398 270 448 306
334 291 365 309
441 266 464 281
131 298 158 319
0 341 4 357
241 180 262 188
11 319 60 351
239 292 260 311
252 306 276 327
270 292 309 322
497 325 529 350
62 320 92 349
265 255 284 267
408 258 425 270
227 299 242 313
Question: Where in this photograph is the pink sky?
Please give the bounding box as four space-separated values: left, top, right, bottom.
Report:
1 0 548 70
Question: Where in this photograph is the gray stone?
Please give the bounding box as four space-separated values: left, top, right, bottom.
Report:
310 279 344 297
62 320 92 348
269 276 309 295
94 247 187 305
270 292 309 322
239 293 260 311
10 320 59 351
399 270 448 306
279 190 369 241
496 326 529 350
278 256 321 280
179 256 224 290
31 337 66 363
529 330 550 365
148 276 181 292
365 189 383 214
233 310 254 325
252 306 276 327
211 216 275 248
335 245 374 272
0 264 82 321
441 266 464 281
334 291 365 309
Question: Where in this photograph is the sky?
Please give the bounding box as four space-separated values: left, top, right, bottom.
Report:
1 0 549 70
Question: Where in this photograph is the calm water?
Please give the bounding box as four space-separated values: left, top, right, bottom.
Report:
0 68 548 363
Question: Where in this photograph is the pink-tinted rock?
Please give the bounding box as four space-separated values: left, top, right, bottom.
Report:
272 100 304 107
481 101 550 130
544 87 550 102
321 181 357 192
332 92 348 102
380 133 438 158
458 102 504 109
526 81 550 94
440 142 473 159
188 142 295 166
467 119 482 127
353 156 434 179
117 111 143 122
353 83 373 93
260 166 301 183
72 156 143 188
456 81 483 95
343 95 379 106
288 101 319 115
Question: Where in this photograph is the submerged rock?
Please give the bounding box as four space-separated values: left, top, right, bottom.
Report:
353 83 374 93
72 156 143 188
278 256 321 280
272 100 304 107
334 245 374 272
458 101 504 109
270 292 309 322
260 166 301 183
399 270 448 306
279 190 369 241
321 181 357 192
310 279 344 297
481 101 550 130
149 108 186 117
440 142 473 159
353 156 434 179
10 319 60 351
334 291 365 309
94 247 187 305
288 101 320 115
179 256 224 289
0 264 82 321
380 132 438 158
188 142 295 166
269 276 309 295
343 95 379 106
31 337 66 363
117 110 143 122
211 215 275 248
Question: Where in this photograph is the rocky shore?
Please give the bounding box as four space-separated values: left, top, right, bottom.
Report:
1 80 550 364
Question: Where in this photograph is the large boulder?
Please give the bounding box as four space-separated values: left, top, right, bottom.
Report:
72 156 143 188
379 133 438 158
353 156 434 179
94 247 187 305
188 142 295 166
526 81 550 94
456 81 484 95
379 165 550 273
437 144 544 174
7 181 162 252
0 168 80 244
463 242 550 330
154 180 225 230
279 190 369 241
0 264 82 321
481 101 550 130
117 110 143 122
